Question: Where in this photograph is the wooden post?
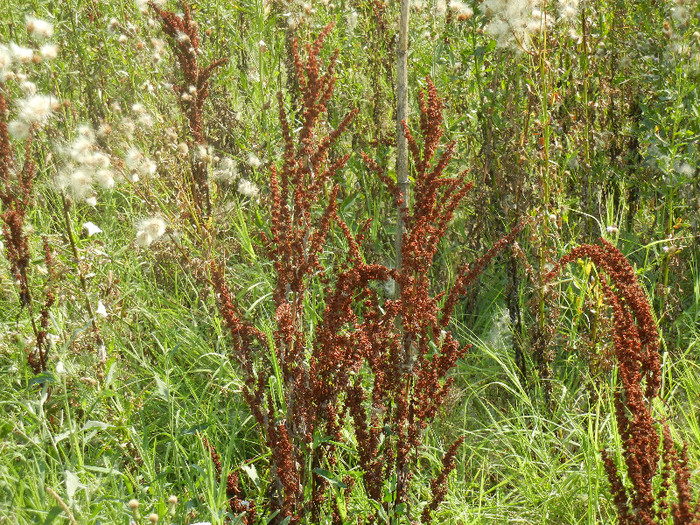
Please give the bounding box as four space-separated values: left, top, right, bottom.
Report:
395 0 410 285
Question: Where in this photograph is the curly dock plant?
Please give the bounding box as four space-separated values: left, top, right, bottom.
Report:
150 0 228 218
0 91 55 375
206 23 524 522
545 240 700 524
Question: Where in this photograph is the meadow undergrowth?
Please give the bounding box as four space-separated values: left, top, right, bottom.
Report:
1 1 699 524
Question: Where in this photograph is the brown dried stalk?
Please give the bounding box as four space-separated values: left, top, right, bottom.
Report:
210 24 357 523
202 436 256 523
355 77 524 516
1 93 35 309
421 435 465 524
545 240 699 524
0 91 54 375
150 1 228 216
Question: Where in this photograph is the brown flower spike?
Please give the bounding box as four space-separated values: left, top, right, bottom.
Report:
545 240 699 524
150 1 228 216
210 28 523 523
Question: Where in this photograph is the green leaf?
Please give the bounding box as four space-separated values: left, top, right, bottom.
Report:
81 420 110 431
180 423 210 436
335 489 347 521
28 372 55 388
84 465 123 477
241 463 259 487
65 470 84 500
266 511 290 525
372 500 390 523
154 374 170 400
313 468 347 489
42 507 63 525
473 40 496 60
340 192 359 214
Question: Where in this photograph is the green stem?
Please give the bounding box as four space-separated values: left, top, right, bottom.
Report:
61 193 97 330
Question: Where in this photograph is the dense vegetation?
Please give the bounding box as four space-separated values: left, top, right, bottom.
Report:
1 0 699 523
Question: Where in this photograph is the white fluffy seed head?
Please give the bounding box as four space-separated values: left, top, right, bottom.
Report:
20 81 37 95
71 135 95 161
196 144 213 164
0 45 12 71
560 4 578 21
97 123 112 138
150 38 165 52
17 94 57 125
125 147 145 170
10 43 34 64
143 159 157 176
135 0 149 14
40 44 59 59
450 1 474 20
247 153 261 168
212 157 239 184
94 168 115 189
121 118 136 136
125 147 157 177
237 178 259 199
136 217 166 247
135 230 151 246
8 120 30 140
26 16 54 39
136 112 153 127
141 217 166 238
93 152 111 169
70 169 92 197
678 162 694 177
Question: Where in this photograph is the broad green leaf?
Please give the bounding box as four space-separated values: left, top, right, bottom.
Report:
42 507 63 525
313 468 347 489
